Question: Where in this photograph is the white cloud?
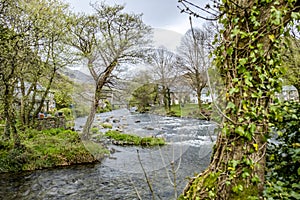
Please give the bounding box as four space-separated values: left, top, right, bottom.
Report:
64 0 208 34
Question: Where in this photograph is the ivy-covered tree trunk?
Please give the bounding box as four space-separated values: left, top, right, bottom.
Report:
181 0 300 199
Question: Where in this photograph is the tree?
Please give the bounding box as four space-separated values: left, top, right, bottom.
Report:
178 0 300 199
0 0 71 132
282 31 300 98
0 25 22 146
177 28 211 110
130 83 158 112
68 3 152 139
148 47 181 113
17 0 71 128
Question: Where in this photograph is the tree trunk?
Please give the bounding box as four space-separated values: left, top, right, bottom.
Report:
167 87 171 112
3 84 12 140
181 0 299 199
162 86 169 112
196 85 205 111
82 97 98 140
3 83 20 147
32 67 57 126
82 60 117 140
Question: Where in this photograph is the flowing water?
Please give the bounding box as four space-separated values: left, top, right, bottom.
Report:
0 109 217 200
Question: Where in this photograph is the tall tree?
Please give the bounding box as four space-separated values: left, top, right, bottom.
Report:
68 3 152 139
0 0 71 131
178 0 300 199
0 26 22 146
177 28 211 110
148 47 181 113
17 0 71 127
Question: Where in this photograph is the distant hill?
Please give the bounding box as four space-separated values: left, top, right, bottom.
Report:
61 69 93 83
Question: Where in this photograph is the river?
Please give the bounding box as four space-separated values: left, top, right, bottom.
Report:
0 109 217 200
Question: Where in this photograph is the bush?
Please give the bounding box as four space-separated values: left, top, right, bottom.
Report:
264 101 300 199
58 108 74 121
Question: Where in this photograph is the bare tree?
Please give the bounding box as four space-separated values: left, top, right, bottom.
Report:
148 46 181 113
177 27 212 110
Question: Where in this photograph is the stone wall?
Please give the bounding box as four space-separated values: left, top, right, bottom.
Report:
37 116 66 130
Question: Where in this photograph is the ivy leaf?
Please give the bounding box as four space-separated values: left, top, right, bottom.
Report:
227 47 234 56
251 175 260 184
268 34 275 42
253 143 258 151
249 123 256 134
235 126 244 136
232 184 243 193
239 58 248 66
242 171 250 178
226 102 236 110
291 12 300 19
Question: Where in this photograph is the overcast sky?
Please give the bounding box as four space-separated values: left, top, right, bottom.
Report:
64 0 208 34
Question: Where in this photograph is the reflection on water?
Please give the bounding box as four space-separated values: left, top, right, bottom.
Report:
0 109 217 200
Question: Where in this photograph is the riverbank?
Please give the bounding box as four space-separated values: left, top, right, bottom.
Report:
149 103 212 120
0 128 108 173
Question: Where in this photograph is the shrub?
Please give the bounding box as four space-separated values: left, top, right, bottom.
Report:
265 101 300 199
58 108 74 121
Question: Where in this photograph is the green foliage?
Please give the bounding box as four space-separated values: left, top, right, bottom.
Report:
58 108 73 121
130 83 158 112
264 102 300 199
54 88 73 110
0 128 100 172
105 130 165 146
97 100 112 113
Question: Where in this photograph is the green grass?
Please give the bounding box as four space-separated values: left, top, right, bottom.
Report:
0 128 107 172
105 130 165 146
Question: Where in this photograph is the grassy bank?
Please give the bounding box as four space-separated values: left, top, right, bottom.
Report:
0 128 108 173
105 130 165 146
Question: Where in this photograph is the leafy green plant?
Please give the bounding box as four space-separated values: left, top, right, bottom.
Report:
265 102 300 199
58 108 74 121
